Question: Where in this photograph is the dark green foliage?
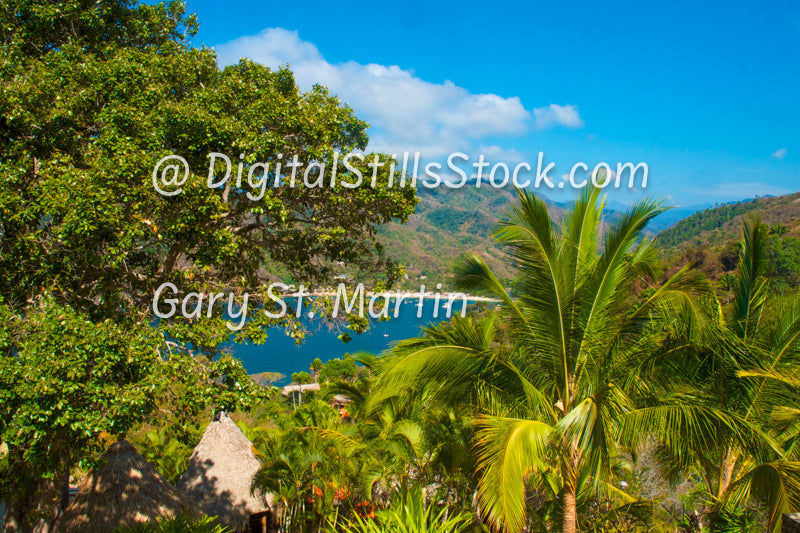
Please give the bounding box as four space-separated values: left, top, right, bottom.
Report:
130 427 198 484
426 207 474 233
0 299 163 493
0 297 269 528
765 235 800 292
333 485 474 533
114 512 231 533
319 354 359 383
657 200 761 250
704 507 763 533
0 0 416 528
1 0 417 349
291 371 312 384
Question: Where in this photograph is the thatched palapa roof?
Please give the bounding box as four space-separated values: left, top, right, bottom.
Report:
60 440 196 533
784 513 800 533
178 413 270 531
281 382 320 396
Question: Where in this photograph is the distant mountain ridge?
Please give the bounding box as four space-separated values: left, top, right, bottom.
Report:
656 193 800 252
377 186 628 286
648 203 714 232
379 187 800 287
653 192 800 284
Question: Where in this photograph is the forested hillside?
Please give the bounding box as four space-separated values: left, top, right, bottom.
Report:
382 189 800 293
377 184 565 287
656 193 800 290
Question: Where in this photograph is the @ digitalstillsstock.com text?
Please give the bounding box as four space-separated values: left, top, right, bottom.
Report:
152 150 649 197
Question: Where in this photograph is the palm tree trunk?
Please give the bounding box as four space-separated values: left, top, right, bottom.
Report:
3 477 62 533
718 448 737 498
562 485 578 533
3 498 24 533
562 442 580 533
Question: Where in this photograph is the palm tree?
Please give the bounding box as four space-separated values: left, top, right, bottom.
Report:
372 187 713 532
334 484 473 533
770 222 788 238
324 375 477 511
627 216 800 531
251 400 346 531
718 272 737 297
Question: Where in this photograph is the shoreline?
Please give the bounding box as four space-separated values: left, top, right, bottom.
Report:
294 289 501 304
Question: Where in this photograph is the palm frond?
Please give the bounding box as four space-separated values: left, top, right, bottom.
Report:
620 401 780 466
731 215 769 340
371 315 556 422
475 415 553 533
725 460 800 533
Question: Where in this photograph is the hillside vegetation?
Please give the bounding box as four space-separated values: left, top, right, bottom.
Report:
382 189 800 293
377 184 566 287
656 193 800 290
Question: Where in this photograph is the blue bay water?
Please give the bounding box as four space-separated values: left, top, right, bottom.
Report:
223 297 477 382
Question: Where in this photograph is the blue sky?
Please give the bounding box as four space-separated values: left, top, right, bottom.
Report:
183 0 799 206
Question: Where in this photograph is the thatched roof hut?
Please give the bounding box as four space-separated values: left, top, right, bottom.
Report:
178 413 270 531
784 513 800 533
60 440 196 533
280 382 320 396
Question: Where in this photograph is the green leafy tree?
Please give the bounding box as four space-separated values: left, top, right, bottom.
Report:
320 354 359 383
0 297 266 531
289 371 313 407
0 0 415 529
311 357 324 381
292 371 312 385
0 0 416 343
372 188 715 533
254 383 477 531
130 427 197 484
766 235 800 291
252 400 347 532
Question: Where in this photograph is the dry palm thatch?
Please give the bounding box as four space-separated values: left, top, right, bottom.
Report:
280 383 320 396
60 440 197 532
178 413 270 531
784 513 800 533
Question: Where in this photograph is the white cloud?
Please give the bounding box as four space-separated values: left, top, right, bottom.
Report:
772 148 788 159
475 145 529 165
215 28 583 157
533 104 585 130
